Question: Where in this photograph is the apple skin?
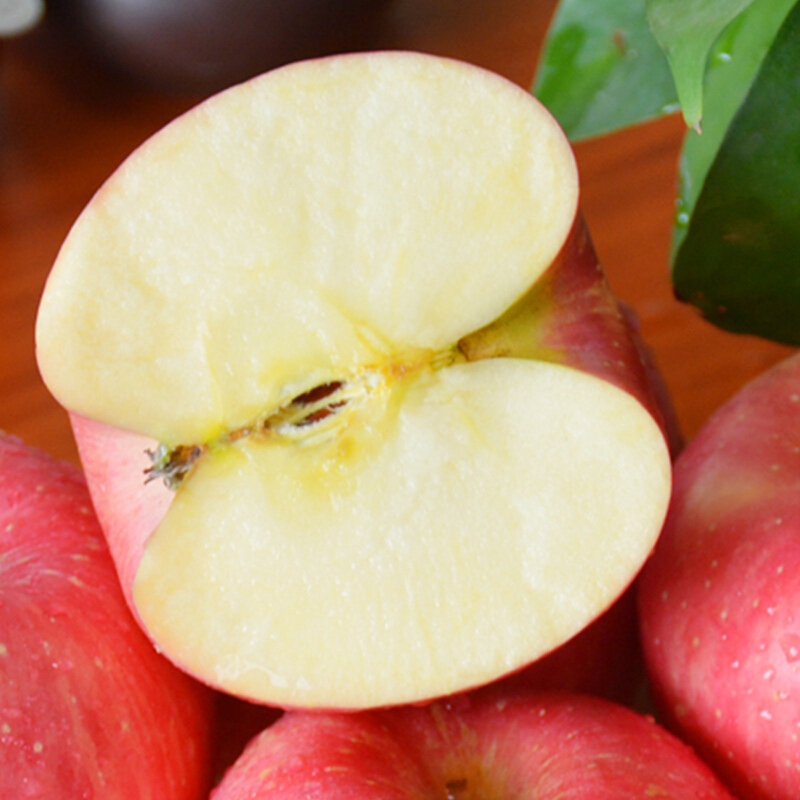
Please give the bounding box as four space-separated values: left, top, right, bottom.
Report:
210 686 735 799
503 583 647 706
66 212 675 709
458 216 681 456
0 433 215 798
211 694 283 787
638 352 800 800
48 0 388 94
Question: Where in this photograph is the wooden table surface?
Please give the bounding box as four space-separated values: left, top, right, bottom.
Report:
1 0 794 467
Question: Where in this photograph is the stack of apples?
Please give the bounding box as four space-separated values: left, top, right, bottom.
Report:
3 50 794 798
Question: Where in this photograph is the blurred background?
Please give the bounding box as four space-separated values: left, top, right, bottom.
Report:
0 0 793 464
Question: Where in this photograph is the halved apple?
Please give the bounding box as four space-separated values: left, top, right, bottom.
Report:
35 51 671 710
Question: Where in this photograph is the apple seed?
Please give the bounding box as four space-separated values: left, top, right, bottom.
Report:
144 348 463 490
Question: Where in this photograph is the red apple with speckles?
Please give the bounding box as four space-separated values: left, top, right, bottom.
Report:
211 686 735 799
0 433 214 798
639 352 800 800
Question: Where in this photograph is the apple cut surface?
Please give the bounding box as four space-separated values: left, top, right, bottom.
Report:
35 52 671 709
36 52 579 447
134 359 665 708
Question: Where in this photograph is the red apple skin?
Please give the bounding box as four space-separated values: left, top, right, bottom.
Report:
211 694 283 787
638 352 800 800
0 433 215 799
458 216 683 458
210 687 735 799
502 583 647 707
68 413 172 622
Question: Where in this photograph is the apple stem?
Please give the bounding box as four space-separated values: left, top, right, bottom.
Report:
445 778 469 799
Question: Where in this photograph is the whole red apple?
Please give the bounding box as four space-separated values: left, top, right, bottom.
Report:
211 687 735 799
639 351 800 800
0 433 214 798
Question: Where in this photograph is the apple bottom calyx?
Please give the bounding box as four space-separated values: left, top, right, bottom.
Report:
146 443 206 489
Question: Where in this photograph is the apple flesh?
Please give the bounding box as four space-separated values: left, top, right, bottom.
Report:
35 51 672 710
639 352 800 800
0 433 214 798
211 687 735 799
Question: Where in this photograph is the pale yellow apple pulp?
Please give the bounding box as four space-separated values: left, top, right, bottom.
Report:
36 52 671 709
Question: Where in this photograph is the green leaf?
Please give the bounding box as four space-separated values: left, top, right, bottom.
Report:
672 0 800 345
533 0 678 141
673 0 796 255
645 0 757 129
